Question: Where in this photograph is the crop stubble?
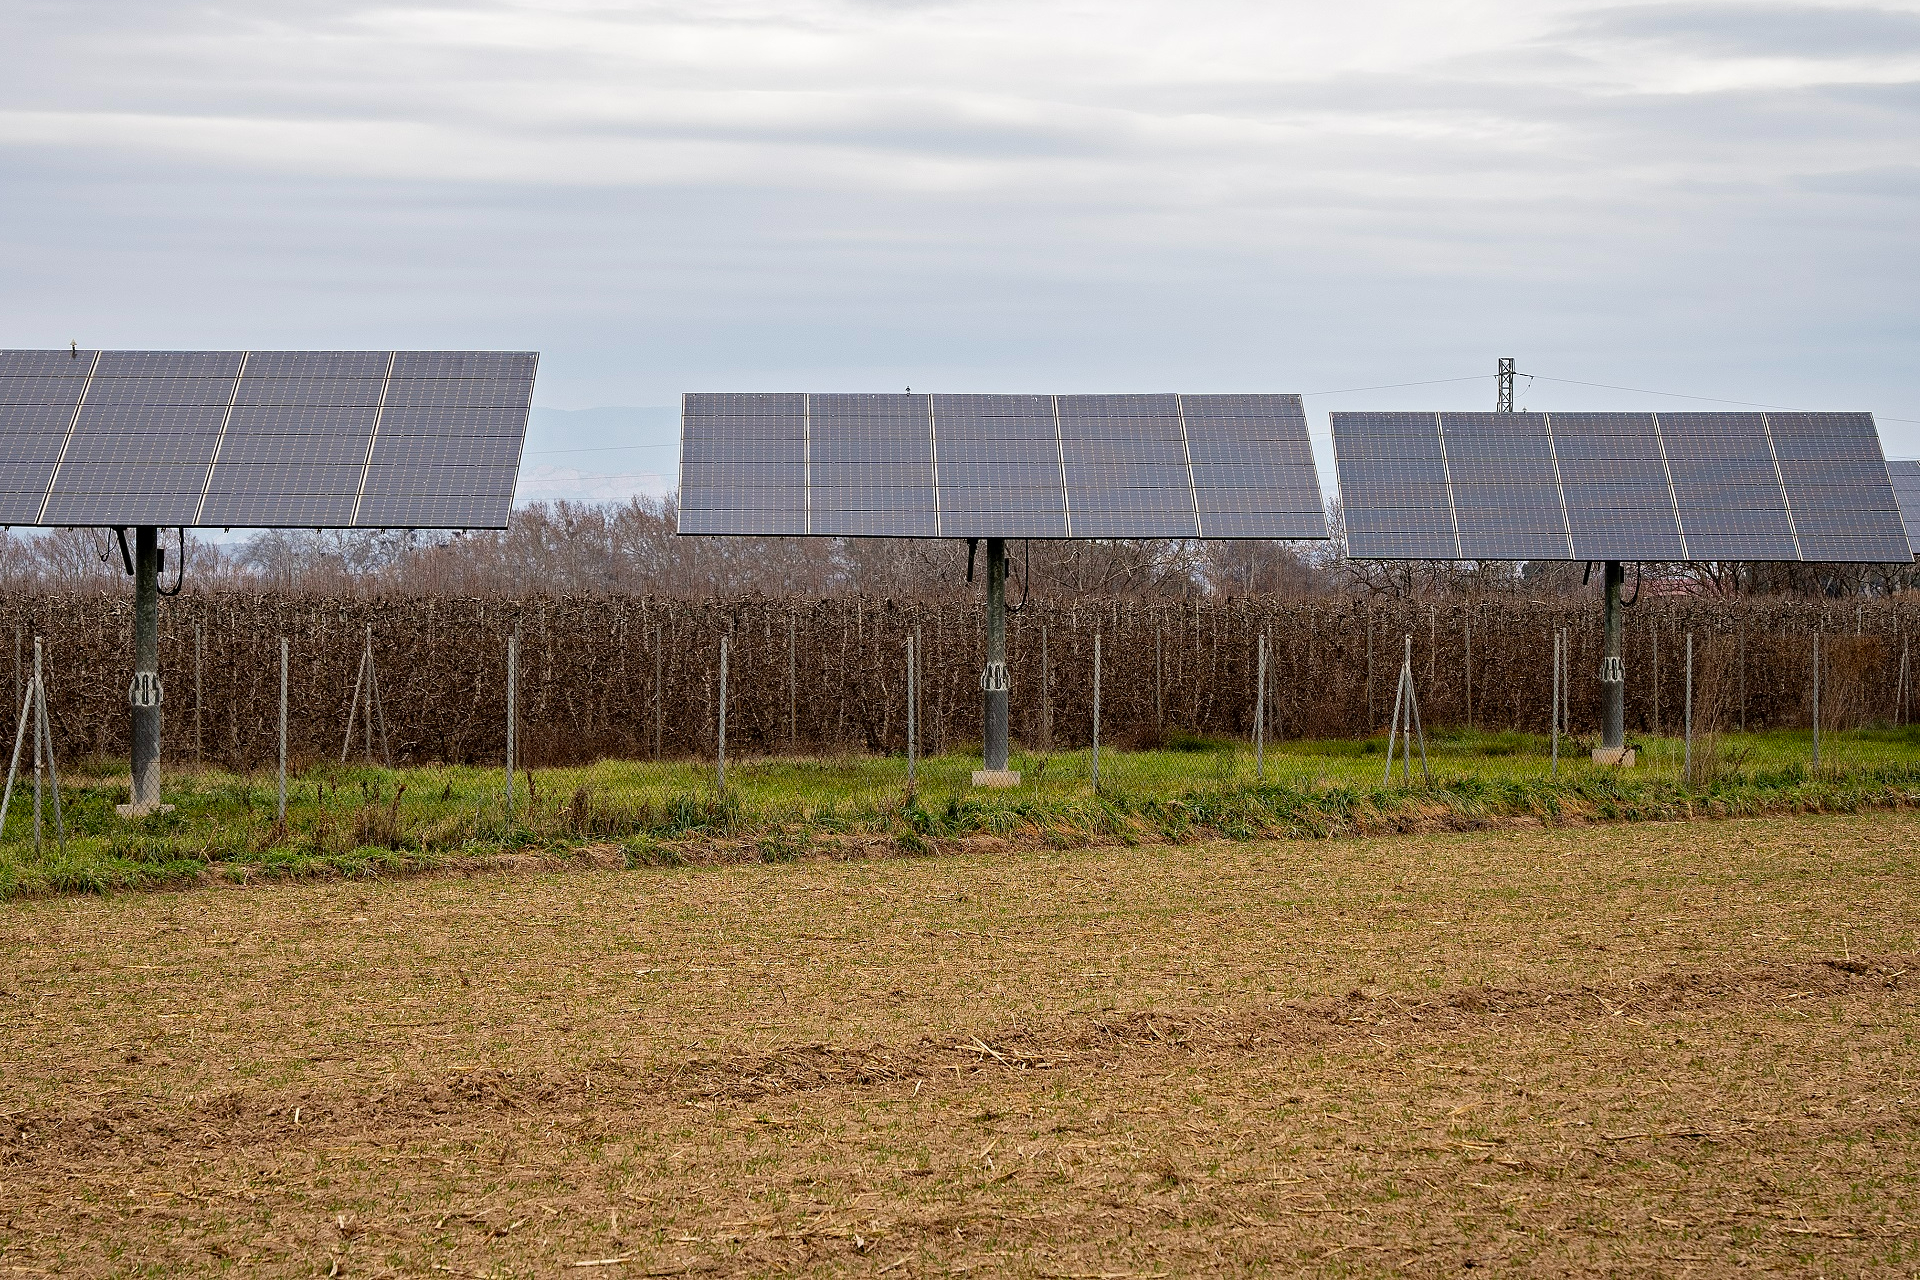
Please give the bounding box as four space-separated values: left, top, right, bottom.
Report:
1 811 1917 1276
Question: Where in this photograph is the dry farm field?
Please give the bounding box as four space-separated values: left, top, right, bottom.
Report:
1 809 1917 1277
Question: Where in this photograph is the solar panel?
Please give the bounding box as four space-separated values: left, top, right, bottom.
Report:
0 350 536 529
677 392 1326 539
1889 460 1920 557
1331 409 1909 563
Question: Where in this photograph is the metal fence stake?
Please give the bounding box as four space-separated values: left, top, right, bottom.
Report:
506 629 518 815
38 641 62 853
906 632 917 788
717 634 729 792
1091 632 1101 792
278 637 288 823
1812 630 1821 771
1684 631 1693 784
32 637 42 851
1254 632 1267 783
1551 628 1560 778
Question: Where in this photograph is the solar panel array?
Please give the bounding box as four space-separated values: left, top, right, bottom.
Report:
1890 460 1920 557
0 350 537 528
1332 411 1911 563
678 392 1326 539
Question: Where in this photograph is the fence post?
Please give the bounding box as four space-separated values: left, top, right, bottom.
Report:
194 619 204 766
1464 616 1472 731
1150 621 1160 731
1091 632 1101 792
1812 630 1821 771
1684 631 1693 783
653 622 664 761
1254 632 1267 783
35 638 61 853
788 614 798 753
717 633 729 792
278 636 288 824
906 632 916 788
1040 624 1051 751
506 629 518 815
1551 629 1560 778
1366 610 1374 726
32 635 42 852
1737 619 1746 732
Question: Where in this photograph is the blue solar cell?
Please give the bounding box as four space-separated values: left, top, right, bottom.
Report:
1182 394 1323 535
243 351 391 378
1057 393 1197 538
93 351 244 378
0 376 90 407
381 380 534 410
0 350 534 528
390 352 537 379
1330 412 1458 558
353 492 513 528
1887 459 1920 555
809 393 937 537
0 351 99 377
1546 413 1688 561
1767 413 1910 562
1440 413 1569 559
200 492 361 527
233 378 387 408
931 394 1067 538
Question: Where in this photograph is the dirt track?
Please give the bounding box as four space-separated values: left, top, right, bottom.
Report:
2 812 1917 1276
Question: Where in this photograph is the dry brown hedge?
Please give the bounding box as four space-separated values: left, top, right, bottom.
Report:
2 592 1914 768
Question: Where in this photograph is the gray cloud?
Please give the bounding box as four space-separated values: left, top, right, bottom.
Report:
1569 3 1920 57
0 0 1916 476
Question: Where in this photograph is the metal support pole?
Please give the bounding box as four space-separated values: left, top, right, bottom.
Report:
1601 561 1625 756
1254 632 1267 783
128 525 162 812
982 537 1010 773
1684 631 1693 783
1812 630 1821 770
505 630 518 814
278 637 288 823
653 622 663 760
717 634 729 791
906 632 917 788
1091 631 1101 792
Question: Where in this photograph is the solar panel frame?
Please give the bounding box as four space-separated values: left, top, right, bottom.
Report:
1329 408 1909 563
1330 411 1460 560
1888 459 1920 557
0 349 535 530
677 392 1328 540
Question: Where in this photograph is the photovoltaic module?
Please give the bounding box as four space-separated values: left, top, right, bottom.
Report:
677 392 1327 539
0 350 538 529
1331 411 1912 563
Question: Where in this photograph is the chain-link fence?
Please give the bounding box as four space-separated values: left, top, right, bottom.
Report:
6 592 1918 842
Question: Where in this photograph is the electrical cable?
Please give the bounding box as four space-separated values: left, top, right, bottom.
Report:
158 528 186 597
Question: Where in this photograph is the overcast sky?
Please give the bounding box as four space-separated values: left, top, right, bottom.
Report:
4 0 1917 501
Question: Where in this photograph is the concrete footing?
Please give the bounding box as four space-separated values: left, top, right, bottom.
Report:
971 769 1021 788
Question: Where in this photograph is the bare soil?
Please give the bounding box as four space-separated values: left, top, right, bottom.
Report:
2 811 1917 1277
